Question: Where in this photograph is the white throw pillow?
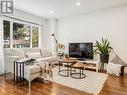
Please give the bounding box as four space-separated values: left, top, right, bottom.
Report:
41 49 52 57
12 49 25 59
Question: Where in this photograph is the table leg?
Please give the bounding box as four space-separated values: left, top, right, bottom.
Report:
59 62 61 71
14 61 15 83
16 62 18 82
67 63 69 77
20 63 21 86
23 62 24 86
96 62 99 72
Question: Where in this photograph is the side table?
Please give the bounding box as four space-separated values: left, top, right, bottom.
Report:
70 63 86 79
14 58 33 86
58 59 77 77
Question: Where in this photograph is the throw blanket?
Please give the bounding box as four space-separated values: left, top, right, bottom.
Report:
36 62 51 78
106 62 122 76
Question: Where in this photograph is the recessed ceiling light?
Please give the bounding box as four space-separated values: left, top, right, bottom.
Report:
50 10 54 14
76 2 80 6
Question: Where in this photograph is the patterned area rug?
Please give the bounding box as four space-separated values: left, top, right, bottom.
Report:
48 66 108 95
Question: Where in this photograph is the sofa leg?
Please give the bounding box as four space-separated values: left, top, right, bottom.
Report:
29 81 31 88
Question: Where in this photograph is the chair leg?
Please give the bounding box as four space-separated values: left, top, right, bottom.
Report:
29 80 31 88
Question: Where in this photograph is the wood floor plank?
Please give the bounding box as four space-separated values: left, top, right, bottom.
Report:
0 74 127 95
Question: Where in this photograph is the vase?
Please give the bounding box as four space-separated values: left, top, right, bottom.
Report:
100 54 109 63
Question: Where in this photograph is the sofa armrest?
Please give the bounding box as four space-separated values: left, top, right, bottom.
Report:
4 56 19 73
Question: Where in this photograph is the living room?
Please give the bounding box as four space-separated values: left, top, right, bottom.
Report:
0 0 127 95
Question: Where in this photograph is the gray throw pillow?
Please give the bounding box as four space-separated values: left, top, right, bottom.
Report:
111 55 126 66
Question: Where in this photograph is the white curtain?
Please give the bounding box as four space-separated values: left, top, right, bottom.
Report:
0 17 5 74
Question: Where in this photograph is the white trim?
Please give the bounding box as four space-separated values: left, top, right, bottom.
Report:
1 15 40 26
0 17 5 74
38 26 41 48
30 25 32 48
10 21 13 48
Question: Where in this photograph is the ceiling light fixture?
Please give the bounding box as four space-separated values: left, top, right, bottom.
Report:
76 2 80 6
50 10 54 14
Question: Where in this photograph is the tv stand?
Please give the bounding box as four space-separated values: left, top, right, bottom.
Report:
77 60 99 72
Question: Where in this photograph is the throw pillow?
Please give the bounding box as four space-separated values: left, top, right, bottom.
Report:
111 55 126 66
41 49 52 57
12 49 25 59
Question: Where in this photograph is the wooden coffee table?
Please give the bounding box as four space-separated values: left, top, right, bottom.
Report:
58 58 77 77
70 63 86 79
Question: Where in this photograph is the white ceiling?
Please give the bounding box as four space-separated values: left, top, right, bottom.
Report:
15 0 127 19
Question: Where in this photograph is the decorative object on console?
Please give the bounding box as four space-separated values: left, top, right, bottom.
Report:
58 43 65 52
64 53 69 59
58 43 65 50
58 43 65 58
94 38 113 71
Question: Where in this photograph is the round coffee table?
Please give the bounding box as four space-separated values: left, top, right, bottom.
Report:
70 63 86 79
58 58 77 77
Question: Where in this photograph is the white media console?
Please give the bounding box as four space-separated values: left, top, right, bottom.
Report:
77 60 100 72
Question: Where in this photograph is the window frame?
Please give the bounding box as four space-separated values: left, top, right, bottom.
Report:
3 20 11 48
2 18 40 48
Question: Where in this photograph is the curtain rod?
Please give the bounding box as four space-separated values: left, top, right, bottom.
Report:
2 15 40 25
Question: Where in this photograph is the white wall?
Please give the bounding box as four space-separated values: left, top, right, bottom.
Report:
0 18 4 74
57 5 127 63
41 19 57 52
5 9 47 26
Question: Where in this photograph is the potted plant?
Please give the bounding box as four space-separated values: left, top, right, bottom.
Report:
64 53 69 59
94 38 113 70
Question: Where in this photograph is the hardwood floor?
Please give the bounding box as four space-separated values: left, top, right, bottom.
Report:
100 75 127 95
0 74 127 95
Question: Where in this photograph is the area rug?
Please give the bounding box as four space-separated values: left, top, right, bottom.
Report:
47 66 108 95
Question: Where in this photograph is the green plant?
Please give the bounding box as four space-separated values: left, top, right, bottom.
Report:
94 38 113 54
64 53 69 58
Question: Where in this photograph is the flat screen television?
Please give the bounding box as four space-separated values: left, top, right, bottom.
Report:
69 43 93 60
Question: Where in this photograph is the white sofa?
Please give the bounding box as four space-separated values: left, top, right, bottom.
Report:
4 48 57 87
4 48 57 73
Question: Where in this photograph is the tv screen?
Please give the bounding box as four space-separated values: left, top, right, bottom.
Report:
69 43 93 59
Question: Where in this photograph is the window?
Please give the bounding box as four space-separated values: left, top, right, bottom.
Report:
13 22 30 48
3 20 10 48
3 20 39 48
32 26 39 47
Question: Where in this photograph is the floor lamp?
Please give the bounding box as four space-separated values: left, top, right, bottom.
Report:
51 34 58 53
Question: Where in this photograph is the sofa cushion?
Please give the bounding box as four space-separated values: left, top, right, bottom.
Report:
41 49 52 57
36 57 56 61
25 65 41 74
12 49 25 59
25 52 42 59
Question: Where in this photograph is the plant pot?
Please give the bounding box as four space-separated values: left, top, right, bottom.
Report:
100 54 109 63
65 55 69 59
